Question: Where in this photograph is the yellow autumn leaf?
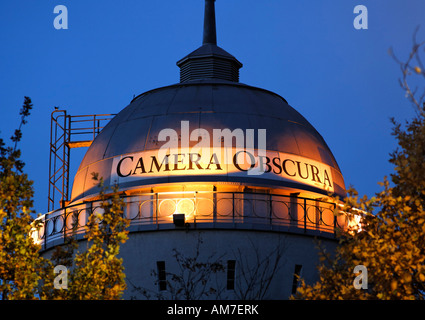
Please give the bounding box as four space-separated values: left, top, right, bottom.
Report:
414 66 422 74
391 280 398 291
403 273 412 283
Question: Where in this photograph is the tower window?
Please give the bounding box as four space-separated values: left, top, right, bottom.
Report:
227 260 236 290
291 264 303 294
157 261 167 291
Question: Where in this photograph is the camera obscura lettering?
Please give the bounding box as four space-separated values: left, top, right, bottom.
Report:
111 148 334 192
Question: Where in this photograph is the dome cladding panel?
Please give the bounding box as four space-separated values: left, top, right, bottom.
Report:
71 81 345 201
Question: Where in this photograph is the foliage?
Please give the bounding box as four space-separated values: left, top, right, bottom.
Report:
0 97 51 300
294 29 425 300
54 177 130 300
0 97 130 299
37 179 129 300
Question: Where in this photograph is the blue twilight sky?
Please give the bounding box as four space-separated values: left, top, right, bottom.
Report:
1 0 424 215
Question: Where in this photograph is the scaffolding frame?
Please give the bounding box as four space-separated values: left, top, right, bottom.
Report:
48 110 115 211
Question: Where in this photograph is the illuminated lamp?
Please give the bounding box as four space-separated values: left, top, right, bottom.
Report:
173 213 186 227
172 198 195 227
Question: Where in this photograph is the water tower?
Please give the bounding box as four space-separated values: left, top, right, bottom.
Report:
35 0 352 299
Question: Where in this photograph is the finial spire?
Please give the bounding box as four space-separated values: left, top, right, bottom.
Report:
203 0 217 45
176 0 242 82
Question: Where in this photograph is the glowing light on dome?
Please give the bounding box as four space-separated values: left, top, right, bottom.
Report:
176 199 195 218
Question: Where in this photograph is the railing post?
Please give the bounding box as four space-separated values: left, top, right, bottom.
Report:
333 203 337 236
63 207 66 242
93 115 96 141
232 192 235 226
44 213 47 251
289 192 299 229
304 198 307 233
315 200 320 231
269 194 273 228
213 187 217 225
194 191 197 227
155 193 159 229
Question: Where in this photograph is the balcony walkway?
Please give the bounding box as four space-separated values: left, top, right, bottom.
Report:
33 191 355 251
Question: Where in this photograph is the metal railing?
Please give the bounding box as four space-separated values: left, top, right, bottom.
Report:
34 191 356 251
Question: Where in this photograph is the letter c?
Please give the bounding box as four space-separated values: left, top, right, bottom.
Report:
117 156 133 177
282 159 296 177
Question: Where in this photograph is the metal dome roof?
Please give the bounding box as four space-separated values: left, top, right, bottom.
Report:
70 79 345 202
69 0 345 202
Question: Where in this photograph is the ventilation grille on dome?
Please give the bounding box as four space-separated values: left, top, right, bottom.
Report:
179 57 240 82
